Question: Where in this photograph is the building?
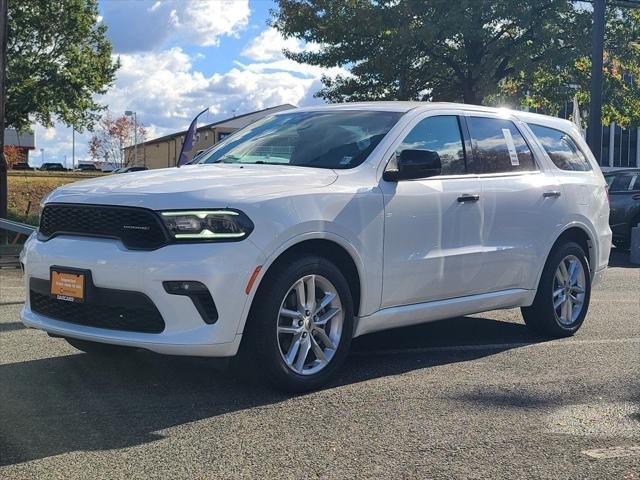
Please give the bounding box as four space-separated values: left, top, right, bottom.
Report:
124 104 295 169
4 129 35 165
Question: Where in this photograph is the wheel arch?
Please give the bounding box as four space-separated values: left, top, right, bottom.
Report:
237 234 365 336
535 224 597 291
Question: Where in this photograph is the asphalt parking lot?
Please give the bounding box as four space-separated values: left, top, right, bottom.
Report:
0 250 638 479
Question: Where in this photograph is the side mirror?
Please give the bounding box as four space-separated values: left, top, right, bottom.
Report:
383 149 442 182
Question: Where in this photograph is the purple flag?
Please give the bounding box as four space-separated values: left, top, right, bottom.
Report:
176 107 209 167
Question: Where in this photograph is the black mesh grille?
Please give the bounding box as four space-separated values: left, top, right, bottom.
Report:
39 204 169 249
30 291 165 334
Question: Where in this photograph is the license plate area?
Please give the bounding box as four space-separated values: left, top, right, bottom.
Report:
50 267 87 303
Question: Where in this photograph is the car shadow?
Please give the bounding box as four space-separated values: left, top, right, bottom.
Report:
608 248 638 268
0 316 544 466
0 321 26 333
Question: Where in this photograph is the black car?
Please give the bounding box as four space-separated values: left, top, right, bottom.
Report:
604 169 640 248
40 162 66 172
12 162 34 170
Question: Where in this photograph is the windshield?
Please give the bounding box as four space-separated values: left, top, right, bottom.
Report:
197 110 402 169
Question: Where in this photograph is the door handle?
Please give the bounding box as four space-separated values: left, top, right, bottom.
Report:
632 194 640 200
457 194 480 203
543 191 562 198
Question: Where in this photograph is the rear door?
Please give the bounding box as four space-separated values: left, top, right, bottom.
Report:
465 113 566 292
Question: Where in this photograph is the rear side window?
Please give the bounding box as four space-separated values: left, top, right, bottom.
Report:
528 124 592 171
467 117 536 173
396 115 466 175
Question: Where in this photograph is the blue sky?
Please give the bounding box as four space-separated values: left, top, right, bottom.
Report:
33 0 342 167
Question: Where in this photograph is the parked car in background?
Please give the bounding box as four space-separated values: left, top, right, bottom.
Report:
39 162 66 172
75 163 99 172
12 162 34 170
604 169 640 249
114 166 149 173
20 102 611 391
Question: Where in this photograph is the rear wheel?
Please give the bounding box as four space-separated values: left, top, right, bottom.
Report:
240 255 354 392
65 338 136 355
521 241 591 337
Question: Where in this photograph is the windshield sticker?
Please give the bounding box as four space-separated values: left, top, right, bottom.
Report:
502 128 519 166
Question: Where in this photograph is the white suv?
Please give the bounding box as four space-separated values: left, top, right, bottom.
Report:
20 103 611 391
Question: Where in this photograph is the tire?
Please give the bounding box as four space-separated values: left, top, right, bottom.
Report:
65 337 136 355
521 241 591 337
239 254 354 392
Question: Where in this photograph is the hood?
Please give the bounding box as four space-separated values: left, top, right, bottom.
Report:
45 164 338 209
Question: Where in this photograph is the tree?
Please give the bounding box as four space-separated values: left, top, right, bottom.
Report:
88 112 147 168
7 0 119 132
502 8 640 127
272 0 583 104
273 1 640 127
3 145 22 167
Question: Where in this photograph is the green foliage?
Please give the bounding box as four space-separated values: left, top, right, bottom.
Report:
505 9 640 127
7 0 119 132
273 1 640 126
273 0 581 104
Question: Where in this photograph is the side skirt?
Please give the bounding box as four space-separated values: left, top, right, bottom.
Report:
354 289 535 338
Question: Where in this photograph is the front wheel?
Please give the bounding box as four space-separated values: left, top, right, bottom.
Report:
240 255 354 392
521 241 591 337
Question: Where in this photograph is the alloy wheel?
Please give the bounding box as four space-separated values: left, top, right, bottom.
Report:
277 274 344 375
552 254 587 326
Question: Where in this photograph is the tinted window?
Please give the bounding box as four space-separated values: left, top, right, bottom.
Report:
396 116 466 175
198 111 402 169
606 172 636 192
467 117 536 173
528 124 592 171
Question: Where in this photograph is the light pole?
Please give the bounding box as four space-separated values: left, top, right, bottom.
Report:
125 110 138 166
72 128 75 169
588 0 605 162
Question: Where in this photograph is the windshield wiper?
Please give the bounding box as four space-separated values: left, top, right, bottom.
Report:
218 154 240 163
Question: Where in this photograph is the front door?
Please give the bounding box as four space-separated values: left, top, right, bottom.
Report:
380 114 485 308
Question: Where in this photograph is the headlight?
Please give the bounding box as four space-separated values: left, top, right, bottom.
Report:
159 210 254 241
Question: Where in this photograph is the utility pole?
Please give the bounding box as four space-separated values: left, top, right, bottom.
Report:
0 0 8 244
588 0 606 162
72 128 75 169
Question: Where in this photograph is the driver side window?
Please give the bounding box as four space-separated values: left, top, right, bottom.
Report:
396 115 467 176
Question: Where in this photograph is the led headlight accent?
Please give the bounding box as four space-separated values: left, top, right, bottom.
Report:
160 210 253 241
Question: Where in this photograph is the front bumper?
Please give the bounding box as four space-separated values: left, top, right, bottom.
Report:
20 234 264 356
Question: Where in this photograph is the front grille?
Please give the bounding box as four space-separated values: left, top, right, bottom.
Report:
30 290 165 334
39 204 169 250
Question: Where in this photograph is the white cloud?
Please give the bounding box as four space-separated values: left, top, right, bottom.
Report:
175 0 250 47
103 0 250 53
242 28 303 61
31 26 348 168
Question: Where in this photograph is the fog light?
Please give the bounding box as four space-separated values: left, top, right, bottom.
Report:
162 281 218 324
163 281 208 294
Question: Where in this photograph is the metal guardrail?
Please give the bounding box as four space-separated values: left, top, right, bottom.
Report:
0 218 36 235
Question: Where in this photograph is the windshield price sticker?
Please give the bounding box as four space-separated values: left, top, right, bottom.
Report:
502 128 520 166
